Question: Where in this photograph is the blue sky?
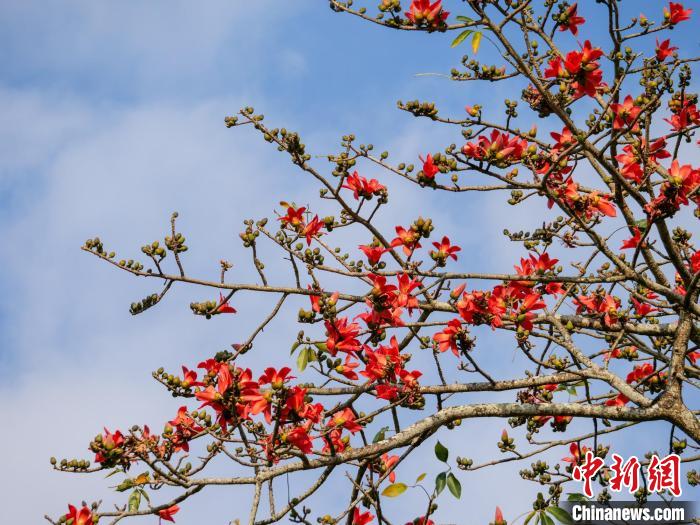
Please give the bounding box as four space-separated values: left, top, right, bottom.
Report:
1 1 698 524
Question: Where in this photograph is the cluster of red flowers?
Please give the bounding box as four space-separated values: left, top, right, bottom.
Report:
615 138 670 184
343 171 386 200
644 160 700 218
545 40 604 98
574 291 621 328
461 129 529 166
279 205 324 246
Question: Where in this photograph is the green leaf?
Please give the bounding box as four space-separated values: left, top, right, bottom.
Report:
289 340 301 355
547 506 574 525
451 29 473 48
415 472 427 483
382 483 407 497
128 490 141 512
138 488 151 504
524 511 537 525
541 512 555 525
434 441 449 462
115 479 134 492
566 386 577 396
566 493 588 502
314 342 328 352
297 347 310 371
471 32 483 54
446 473 462 499
455 16 474 23
373 426 389 444
435 472 447 495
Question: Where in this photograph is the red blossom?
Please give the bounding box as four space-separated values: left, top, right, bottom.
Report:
610 95 641 131
405 0 449 28
664 2 692 24
342 171 386 200
353 507 374 525
620 227 643 250
433 318 464 356
66 504 93 525
419 153 440 179
217 293 237 314
656 39 678 61
158 505 180 523
558 3 585 36
391 226 422 256
430 236 461 264
359 244 388 265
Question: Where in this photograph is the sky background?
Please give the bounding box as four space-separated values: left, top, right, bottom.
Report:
0 1 698 524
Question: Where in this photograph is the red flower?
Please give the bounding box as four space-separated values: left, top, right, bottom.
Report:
158 505 180 523
359 244 388 265
691 251 700 273
325 317 362 355
285 425 313 454
259 367 294 389
656 39 678 61
329 407 363 433
620 227 642 250
430 236 461 264
353 507 374 525
605 393 629 407
342 171 386 200
588 191 617 218
610 95 641 131
631 297 656 317
558 3 585 36
420 153 440 180
216 293 237 314
664 2 692 24
405 0 449 28
462 129 527 165
335 355 360 380
547 40 604 98
391 226 422 256
302 215 324 245
279 205 306 227
65 504 93 525
562 442 589 464
433 318 465 356
381 453 399 483
395 273 421 312
94 428 125 464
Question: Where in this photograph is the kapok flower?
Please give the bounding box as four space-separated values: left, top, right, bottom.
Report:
430 236 461 265
419 153 440 180
353 507 375 525
391 226 422 256
302 215 324 246
620 227 643 250
329 407 363 433
562 442 589 464
65 504 93 525
558 3 585 35
656 39 678 61
216 293 237 314
158 505 180 523
610 95 641 131
433 318 465 356
664 2 692 25
342 171 386 200
405 0 449 28
359 244 388 265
